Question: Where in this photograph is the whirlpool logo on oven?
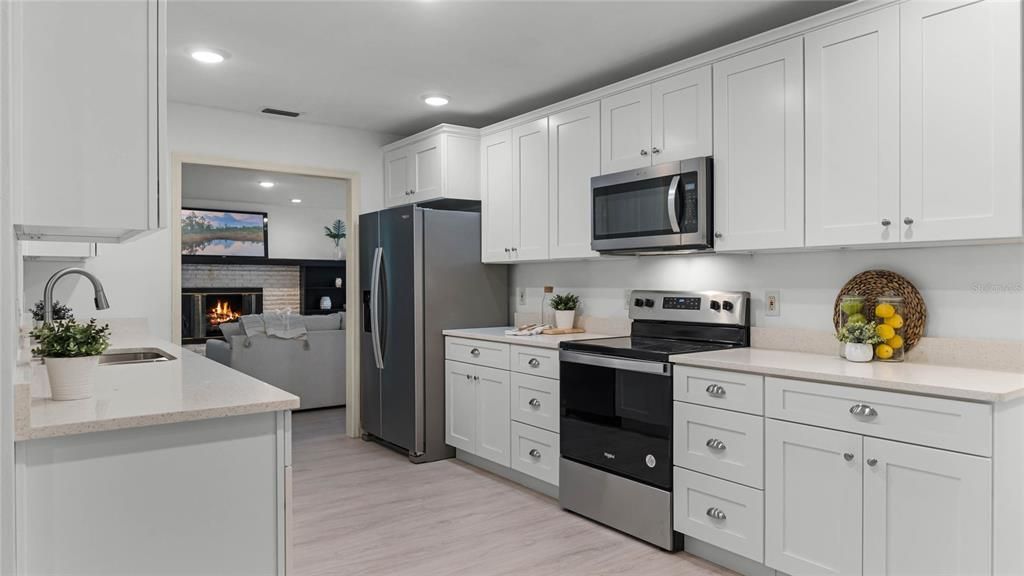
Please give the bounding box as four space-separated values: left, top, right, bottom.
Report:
603 452 616 460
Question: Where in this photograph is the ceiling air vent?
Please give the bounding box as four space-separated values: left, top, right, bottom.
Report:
261 107 300 118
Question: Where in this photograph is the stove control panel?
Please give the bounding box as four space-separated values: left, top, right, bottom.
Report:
662 296 701 310
629 290 750 325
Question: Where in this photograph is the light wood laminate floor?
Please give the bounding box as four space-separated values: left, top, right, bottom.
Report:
292 408 738 576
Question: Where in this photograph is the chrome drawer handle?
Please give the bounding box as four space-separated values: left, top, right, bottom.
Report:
844 452 855 461
850 404 878 418
651 146 661 154
528 398 541 408
470 348 480 357
706 507 727 521
706 438 726 451
529 449 541 459
705 384 726 398
867 458 878 467
465 374 471 380
640 149 649 156
528 358 540 368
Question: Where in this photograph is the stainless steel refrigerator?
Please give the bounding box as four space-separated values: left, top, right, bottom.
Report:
360 204 508 463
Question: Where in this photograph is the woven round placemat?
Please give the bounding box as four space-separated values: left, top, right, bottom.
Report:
833 269 927 351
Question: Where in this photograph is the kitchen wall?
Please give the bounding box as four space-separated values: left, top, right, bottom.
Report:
21 103 396 339
511 243 1024 341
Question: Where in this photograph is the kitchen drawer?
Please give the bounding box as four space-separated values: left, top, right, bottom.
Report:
765 377 992 457
674 402 764 489
510 345 559 379
674 366 763 415
445 337 510 370
674 467 764 563
511 372 559 433
510 422 559 486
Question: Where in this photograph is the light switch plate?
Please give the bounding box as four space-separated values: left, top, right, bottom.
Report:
765 290 780 317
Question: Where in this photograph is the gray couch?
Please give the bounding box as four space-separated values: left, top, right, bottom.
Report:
206 313 346 410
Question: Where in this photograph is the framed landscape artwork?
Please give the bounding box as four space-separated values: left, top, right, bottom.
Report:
181 208 268 257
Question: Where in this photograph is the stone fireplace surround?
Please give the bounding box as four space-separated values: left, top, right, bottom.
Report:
182 264 301 313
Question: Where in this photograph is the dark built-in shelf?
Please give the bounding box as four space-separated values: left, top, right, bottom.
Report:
299 263 346 315
182 255 346 268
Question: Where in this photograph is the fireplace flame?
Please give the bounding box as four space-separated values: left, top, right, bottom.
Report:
207 299 241 326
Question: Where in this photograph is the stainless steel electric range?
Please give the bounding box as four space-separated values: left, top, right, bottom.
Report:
558 290 750 551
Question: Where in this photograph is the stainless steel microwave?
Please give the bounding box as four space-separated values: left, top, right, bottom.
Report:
591 157 712 254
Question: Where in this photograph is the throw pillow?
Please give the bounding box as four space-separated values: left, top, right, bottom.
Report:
219 322 242 339
239 314 266 336
303 312 342 332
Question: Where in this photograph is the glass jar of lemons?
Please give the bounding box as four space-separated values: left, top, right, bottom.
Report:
873 296 905 362
838 295 866 358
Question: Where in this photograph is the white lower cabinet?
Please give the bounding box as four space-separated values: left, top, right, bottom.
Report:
510 421 559 486
444 359 510 466
674 467 764 563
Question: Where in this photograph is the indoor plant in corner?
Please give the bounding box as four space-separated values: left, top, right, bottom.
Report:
550 293 580 330
324 219 347 260
836 320 884 363
31 319 111 400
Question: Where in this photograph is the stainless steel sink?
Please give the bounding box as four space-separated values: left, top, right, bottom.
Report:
98 348 177 366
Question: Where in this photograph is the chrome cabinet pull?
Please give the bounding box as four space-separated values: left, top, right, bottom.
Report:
470 348 480 357
529 449 541 458
850 404 878 418
528 398 541 408
706 507 727 521
705 384 726 398
844 452 855 461
511 247 518 253
706 438 726 451
528 358 541 368
714 232 723 239
904 217 914 225
465 374 471 380
881 218 891 227
473 375 479 381
651 146 661 154
504 247 510 254
640 149 649 156
867 458 878 467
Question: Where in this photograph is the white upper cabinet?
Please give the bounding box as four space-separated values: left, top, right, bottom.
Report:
601 85 652 174
900 0 1022 243
863 437 992 576
480 130 515 263
512 118 550 261
601 67 712 175
713 38 805 252
548 102 600 259
651 66 713 163
805 7 900 248
12 0 165 243
382 125 480 208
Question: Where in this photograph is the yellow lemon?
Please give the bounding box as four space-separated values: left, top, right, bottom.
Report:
887 335 904 350
885 314 904 329
875 344 894 360
875 303 896 319
876 323 896 340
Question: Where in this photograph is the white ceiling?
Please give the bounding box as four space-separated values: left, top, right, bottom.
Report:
168 1 848 137
181 163 349 209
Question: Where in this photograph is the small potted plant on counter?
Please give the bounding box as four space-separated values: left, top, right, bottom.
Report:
836 320 884 363
549 292 580 330
31 319 111 400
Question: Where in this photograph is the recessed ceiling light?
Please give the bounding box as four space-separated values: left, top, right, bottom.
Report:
290 198 302 204
190 48 228 64
258 181 275 188
423 95 449 107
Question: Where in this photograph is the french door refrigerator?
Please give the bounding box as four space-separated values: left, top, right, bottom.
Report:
360 204 508 463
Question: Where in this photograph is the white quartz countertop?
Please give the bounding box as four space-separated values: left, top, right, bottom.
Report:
15 333 299 441
443 326 622 349
670 347 1024 403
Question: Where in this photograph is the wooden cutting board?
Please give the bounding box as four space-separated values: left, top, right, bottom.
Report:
541 327 586 335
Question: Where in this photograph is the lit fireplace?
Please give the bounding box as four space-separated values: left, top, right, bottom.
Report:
181 288 263 344
207 299 241 326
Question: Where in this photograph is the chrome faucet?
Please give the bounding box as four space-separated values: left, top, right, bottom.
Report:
42 268 110 324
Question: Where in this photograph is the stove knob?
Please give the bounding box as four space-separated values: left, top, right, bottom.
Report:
722 300 734 312
644 298 655 308
709 300 721 311
633 298 644 308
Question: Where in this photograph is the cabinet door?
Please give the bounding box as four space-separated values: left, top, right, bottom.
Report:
651 66 712 163
512 118 549 261
900 0 1022 242
863 438 992 576
713 38 804 251
600 84 652 174
410 135 443 201
805 7 900 247
384 147 411 207
15 0 161 240
549 102 600 259
444 361 476 453
765 420 862 576
474 365 511 467
480 130 514 263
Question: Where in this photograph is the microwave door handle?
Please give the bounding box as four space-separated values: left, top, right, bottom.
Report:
667 175 681 233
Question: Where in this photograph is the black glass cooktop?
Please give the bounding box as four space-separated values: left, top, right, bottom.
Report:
560 336 734 362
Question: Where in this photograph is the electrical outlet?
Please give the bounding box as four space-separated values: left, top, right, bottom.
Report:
765 290 780 317
517 288 526 306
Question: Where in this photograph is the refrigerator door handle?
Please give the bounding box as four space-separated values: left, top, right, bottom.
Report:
369 247 384 370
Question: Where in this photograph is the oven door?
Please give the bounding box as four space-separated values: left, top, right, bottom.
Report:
591 158 711 253
559 351 673 490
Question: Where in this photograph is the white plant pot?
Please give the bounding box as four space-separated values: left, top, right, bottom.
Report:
554 310 576 330
44 356 99 400
844 342 874 363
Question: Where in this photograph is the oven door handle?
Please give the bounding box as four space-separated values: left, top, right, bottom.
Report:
559 350 670 375
666 175 681 233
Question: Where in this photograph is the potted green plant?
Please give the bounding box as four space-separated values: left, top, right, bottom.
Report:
324 219 347 260
31 319 111 400
29 299 73 328
836 320 884 363
549 293 580 330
